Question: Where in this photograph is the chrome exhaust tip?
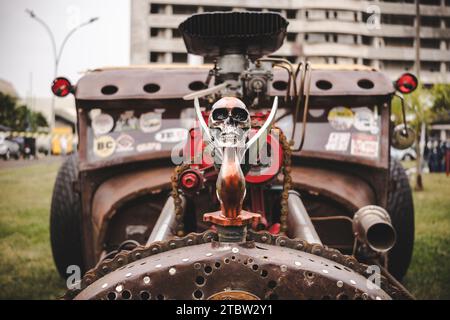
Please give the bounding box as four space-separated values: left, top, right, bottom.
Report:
353 205 396 253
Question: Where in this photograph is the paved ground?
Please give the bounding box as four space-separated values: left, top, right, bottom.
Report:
0 155 63 169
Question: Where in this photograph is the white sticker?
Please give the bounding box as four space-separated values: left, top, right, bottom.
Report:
116 134 134 153
351 133 379 158
136 142 162 152
325 132 351 152
93 135 116 158
328 107 354 131
115 111 138 132
92 113 114 136
353 107 378 134
125 225 148 236
139 112 162 133
155 128 188 143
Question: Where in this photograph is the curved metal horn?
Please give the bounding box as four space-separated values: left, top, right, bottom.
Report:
245 96 278 151
194 98 223 158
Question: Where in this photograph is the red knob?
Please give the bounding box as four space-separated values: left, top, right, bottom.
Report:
181 172 199 189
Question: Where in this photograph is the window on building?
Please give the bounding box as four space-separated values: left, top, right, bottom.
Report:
421 16 441 28
286 10 297 19
172 5 197 15
362 36 373 45
381 14 415 26
203 6 232 12
150 3 164 14
150 27 165 38
336 34 354 45
384 37 414 47
172 29 181 38
149 52 161 63
422 61 441 72
362 59 372 67
287 33 297 42
336 11 355 22
306 33 327 43
173 53 188 63
421 38 441 49
246 8 262 12
383 60 414 71
420 0 440 5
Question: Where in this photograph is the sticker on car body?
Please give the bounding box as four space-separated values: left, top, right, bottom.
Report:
353 107 379 134
325 132 351 152
155 128 188 143
327 107 354 131
116 134 135 153
139 112 162 133
92 113 114 136
93 135 116 158
350 133 379 158
136 142 162 152
115 111 138 132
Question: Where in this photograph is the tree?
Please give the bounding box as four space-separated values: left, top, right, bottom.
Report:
392 84 450 191
430 84 450 122
0 92 48 131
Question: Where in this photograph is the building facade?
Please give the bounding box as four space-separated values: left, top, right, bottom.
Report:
131 0 450 83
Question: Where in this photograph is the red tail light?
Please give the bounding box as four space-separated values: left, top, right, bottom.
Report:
395 73 418 94
51 77 72 97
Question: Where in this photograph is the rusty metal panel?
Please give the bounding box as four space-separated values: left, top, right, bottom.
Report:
289 166 376 212
75 67 395 102
91 166 173 257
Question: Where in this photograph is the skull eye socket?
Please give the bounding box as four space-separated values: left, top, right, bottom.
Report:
212 108 229 121
231 108 249 122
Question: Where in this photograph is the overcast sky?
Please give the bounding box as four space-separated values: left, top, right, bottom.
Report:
0 0 130 99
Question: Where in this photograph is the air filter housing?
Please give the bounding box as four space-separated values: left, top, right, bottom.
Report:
179 11 289 59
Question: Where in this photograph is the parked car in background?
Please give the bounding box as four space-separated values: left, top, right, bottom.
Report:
0 135 20 160
391 146 417 161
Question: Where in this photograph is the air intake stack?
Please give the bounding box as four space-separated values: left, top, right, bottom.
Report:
178 11 288 59
179 12 289 101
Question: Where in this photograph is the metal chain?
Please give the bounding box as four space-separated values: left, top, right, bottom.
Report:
276 128 292 234
65 229 411 300
171 163 191 237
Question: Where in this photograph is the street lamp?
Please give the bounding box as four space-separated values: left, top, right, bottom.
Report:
25 9 99 127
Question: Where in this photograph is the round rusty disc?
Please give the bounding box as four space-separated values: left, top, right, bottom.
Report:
74 241 391 300
208 290 260 300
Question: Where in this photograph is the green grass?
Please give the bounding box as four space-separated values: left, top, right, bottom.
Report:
0 161 448 299
0 162 66 299
403 173 450 300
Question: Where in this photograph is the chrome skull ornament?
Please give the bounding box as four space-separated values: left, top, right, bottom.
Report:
208 97 251 148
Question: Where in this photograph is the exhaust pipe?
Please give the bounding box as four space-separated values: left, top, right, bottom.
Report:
352 205 396 253
146 195 186 245
287 191 322 245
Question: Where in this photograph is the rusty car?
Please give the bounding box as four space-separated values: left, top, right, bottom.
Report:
50 11 417 300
